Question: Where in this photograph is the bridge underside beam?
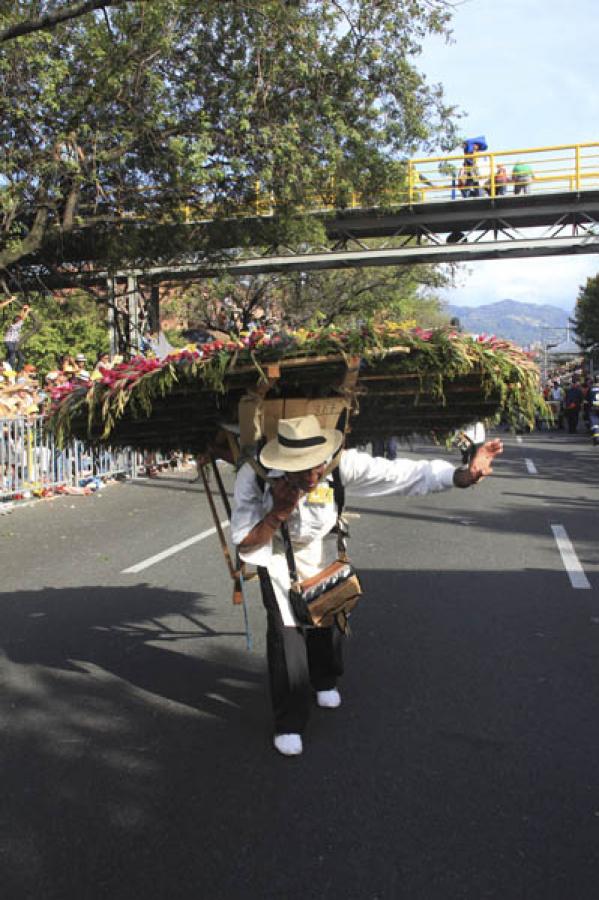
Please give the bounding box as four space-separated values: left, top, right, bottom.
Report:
23 189 599 267
18 189 599 288
80 234 599 282
325 190 599 240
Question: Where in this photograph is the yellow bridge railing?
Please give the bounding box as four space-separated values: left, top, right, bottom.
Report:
228 141 599 217
111 141 599 223
406 140 599 204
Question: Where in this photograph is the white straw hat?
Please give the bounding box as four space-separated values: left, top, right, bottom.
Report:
259 415 343 472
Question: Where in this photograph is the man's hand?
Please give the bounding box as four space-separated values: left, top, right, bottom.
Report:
270 476 302 521
454 438 503 488
238 475 303 551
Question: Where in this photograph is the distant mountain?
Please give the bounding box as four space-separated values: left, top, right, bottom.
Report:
446 300 572 347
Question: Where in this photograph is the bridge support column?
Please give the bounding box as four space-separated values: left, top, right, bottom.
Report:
107 275 142 355
148 284 160 334
127 275 141 352
107 276 118 356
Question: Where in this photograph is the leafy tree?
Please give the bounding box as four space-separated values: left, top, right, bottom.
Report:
280 264 450 327
572 274 599 349
0 1 142 42
0 0 458 289
163 274 289 331
1 291 109 374
164 261 450 336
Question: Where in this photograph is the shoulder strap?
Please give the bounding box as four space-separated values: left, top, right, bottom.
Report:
332 464 345 515
279 522 298 585
331 465 349 559
245 441 270 492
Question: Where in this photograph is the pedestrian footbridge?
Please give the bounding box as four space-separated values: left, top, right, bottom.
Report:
45 141 599 284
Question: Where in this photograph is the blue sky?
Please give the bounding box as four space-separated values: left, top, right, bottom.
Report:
418 0 599 309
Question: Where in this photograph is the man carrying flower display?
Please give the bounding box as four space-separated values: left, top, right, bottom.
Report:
231 414 502 757
44 320 539 760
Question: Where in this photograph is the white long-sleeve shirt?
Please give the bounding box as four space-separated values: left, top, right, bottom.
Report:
4 319 24 344
231 448 456 626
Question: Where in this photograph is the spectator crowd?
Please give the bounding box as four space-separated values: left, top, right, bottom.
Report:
541 371 599 445
0 349 124 421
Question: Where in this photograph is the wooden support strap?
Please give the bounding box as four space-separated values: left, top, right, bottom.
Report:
238 363 280 452
337 354 361 406
223 428 240 466
199 461 244 605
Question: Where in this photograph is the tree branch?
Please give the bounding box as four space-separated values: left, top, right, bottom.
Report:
0 203 50 271
62 180 82 230
0 1 146 43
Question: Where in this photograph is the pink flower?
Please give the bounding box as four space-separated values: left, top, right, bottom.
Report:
414 327 433 341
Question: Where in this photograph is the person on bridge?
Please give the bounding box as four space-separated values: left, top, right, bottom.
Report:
512 160 534 195
462 136 487 198
490 163 509 196
231 414 503 757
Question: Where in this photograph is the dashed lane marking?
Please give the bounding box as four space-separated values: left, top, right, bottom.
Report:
122 521 229 574
524 458 538 475
516 435 523 444
550 524 591 589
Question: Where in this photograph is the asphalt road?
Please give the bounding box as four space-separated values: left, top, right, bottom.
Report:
2 431 599 900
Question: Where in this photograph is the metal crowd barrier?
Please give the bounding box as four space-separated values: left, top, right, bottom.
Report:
0 415 140 500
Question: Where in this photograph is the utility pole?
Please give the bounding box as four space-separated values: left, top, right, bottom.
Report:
127 275 141 352
148 284 160 334
540 326 568 381
107 276 118 356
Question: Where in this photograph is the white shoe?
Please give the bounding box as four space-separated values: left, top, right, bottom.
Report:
273 733 303 756
316 688 341 709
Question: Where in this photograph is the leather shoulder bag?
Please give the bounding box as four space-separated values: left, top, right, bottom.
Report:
280 514 362 634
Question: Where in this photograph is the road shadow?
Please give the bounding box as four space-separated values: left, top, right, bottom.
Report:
0 583 270 898
347 495 599 541
0 584 256 709
2 570 599 900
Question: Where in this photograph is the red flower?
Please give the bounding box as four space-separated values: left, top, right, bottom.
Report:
414 327 433 341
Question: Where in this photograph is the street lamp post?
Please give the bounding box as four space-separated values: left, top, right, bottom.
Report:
539 326 571 382
543 342 558 381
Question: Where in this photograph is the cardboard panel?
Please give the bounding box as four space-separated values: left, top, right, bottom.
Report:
262 399 285 439
244 395 351 444
283 397 348 429
238 394 264 448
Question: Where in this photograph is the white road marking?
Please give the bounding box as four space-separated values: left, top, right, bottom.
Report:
550 524 591 589
122 521 229 573
524 458 538 475
516 435 523 444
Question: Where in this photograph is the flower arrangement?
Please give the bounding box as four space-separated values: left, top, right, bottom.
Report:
45 322 543 452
